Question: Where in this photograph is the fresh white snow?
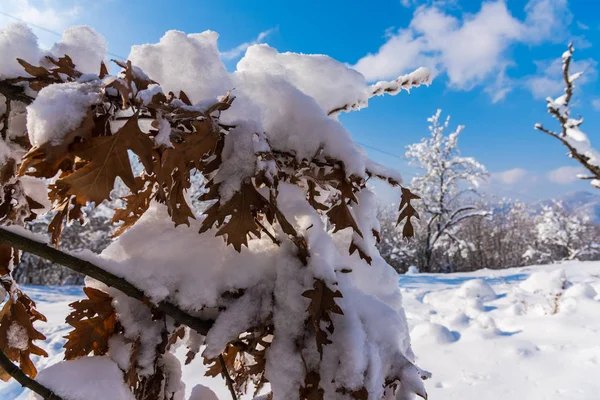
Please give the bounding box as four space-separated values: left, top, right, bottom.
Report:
2 261 600 399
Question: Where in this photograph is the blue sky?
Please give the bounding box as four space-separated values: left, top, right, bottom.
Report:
1 0 599 202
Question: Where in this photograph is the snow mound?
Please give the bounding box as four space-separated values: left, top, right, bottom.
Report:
562 282 597 299
188 385 218 400
33 357 135 400
520 268 568 294
411 322 458 345
466 315 500 338
457 279 496 301
406 265 420 274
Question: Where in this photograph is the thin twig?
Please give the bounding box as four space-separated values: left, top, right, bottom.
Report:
219 354 238 400
0 349 62 400
0 227 214 336
255 218 280 246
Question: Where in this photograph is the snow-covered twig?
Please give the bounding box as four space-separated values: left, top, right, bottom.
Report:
535 43 600 187
327 67 432 116
0 227 215 335
0 349 62 400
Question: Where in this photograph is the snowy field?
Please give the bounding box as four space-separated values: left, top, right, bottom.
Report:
2 260 600 400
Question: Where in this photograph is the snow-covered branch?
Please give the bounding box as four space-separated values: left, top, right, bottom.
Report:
535 43 600 188
0 227 215 336
327 67 432 116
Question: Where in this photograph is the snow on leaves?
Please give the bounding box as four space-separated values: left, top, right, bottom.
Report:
0 290 48 380
0 36 431 400
204 327 272 398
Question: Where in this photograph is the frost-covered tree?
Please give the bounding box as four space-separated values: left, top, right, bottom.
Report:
405 110 489 272
535 44 600 189
529 201 599 262
0 24 433 400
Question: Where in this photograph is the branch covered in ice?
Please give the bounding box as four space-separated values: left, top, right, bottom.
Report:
535 43 600 187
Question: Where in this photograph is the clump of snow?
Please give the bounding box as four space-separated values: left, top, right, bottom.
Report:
51 26 107 74
457 279 496 301
27 81 102 146
411 322 457 345
237 44 369 113
0 23 41 79
19 175 51 214
128 30 232 104
520 268 568 294
33 357 135 400
136 84 163 106
465 314 500 339
154 117 173 148
231 71 367 177
97 203 279 310
7 323 28 350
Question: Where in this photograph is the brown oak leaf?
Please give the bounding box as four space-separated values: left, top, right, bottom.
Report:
396 187 420 239
60 113 154 205
302 279 343 358
327 201 362 237
63 287 119 360
200 182 269 251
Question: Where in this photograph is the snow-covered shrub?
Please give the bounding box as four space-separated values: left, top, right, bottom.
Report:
0 23 433 400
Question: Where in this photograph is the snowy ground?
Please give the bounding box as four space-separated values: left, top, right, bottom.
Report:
2 261 600 399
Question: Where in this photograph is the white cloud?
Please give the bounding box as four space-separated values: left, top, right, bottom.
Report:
221 28 276 60
353 0 571 99
0 0 80 46
547 166 586 184
492 168 530 185
592 98 600 111
524 57 597 99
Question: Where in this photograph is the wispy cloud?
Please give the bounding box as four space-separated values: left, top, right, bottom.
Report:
221 27 277 60
592 98 600 111
523 57 597 99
